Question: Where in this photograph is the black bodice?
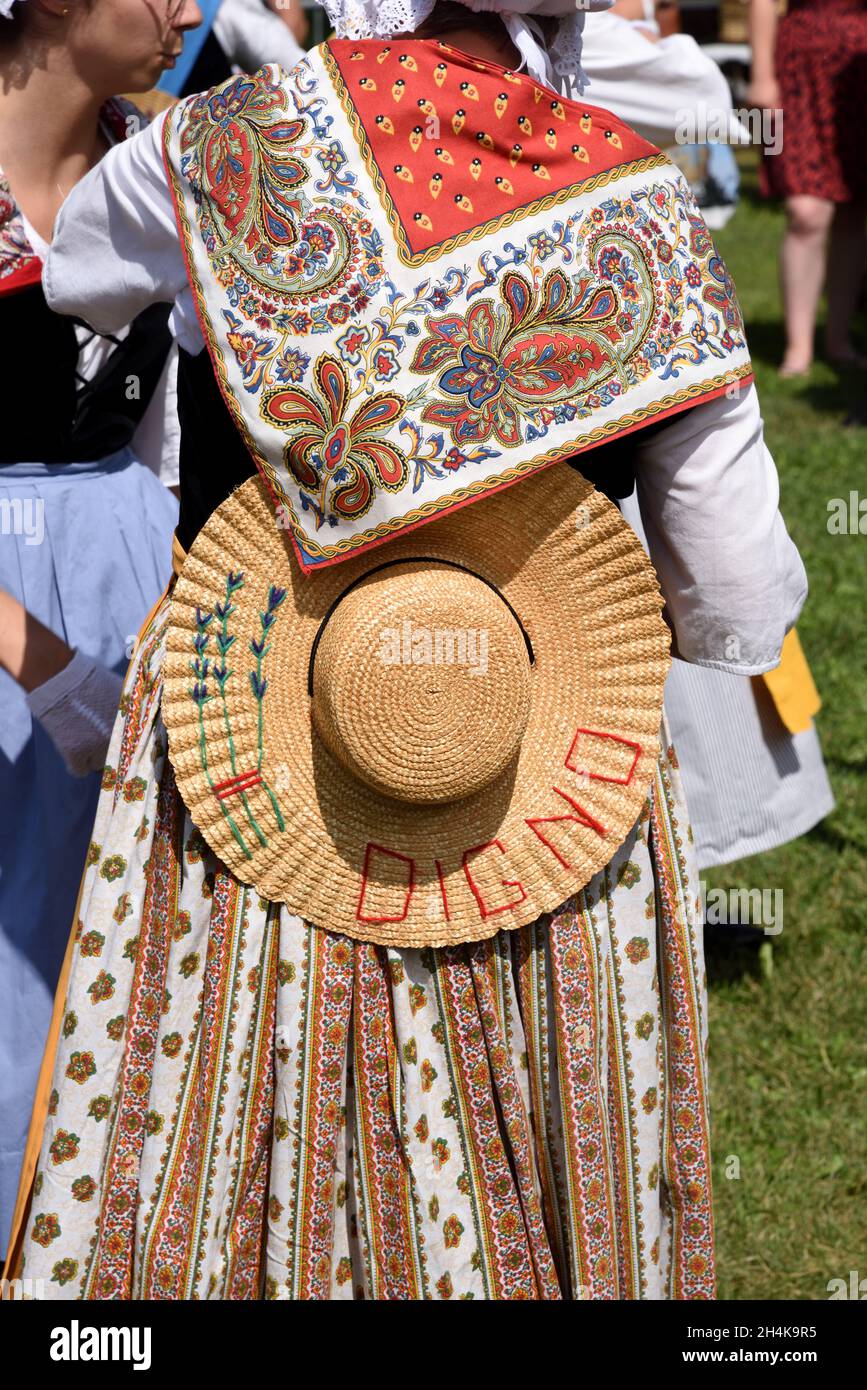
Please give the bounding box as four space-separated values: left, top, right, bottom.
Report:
0 284 172 465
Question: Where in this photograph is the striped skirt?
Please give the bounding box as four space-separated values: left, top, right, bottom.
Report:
16 597 715 1300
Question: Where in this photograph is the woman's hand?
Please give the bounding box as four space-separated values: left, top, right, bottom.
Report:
747 75 782 111
0 589 75 693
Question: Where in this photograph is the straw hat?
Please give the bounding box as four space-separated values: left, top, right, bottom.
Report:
162 467 670 948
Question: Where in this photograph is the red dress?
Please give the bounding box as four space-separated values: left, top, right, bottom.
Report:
761 0 867 202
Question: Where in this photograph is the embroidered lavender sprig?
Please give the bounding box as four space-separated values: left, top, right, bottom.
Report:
212 572 268 850
249 584 287 830
189 608 213 706
189 606 251 860
212 574 243 696
213 572 244 770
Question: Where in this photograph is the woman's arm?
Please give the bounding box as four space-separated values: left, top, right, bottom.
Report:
633 384 808 674
747 0 781 111
0 590 124 775
0 590 74 693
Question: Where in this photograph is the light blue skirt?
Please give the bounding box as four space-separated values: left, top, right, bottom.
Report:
0 451 178 1254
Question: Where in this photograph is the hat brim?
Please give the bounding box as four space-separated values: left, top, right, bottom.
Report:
163 468 670 947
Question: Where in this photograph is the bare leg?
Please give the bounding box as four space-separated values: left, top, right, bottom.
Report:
825 198 867 363
779 195 835 375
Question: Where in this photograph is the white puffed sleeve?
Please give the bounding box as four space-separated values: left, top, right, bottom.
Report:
631 384 808 675
44 111 204 356
581 12 750 148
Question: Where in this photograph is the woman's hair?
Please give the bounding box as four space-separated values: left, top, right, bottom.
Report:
0 3 28 48
411 1 507 39
0 0 94 53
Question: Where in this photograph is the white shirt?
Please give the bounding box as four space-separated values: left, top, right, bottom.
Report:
44 111 807 676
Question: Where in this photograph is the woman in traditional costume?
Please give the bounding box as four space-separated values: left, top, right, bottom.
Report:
0 0 201 1257
6 0 807 1298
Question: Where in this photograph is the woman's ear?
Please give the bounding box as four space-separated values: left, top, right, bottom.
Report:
31 0 72 18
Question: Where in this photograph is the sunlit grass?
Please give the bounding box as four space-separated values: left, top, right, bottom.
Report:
703 152 867 1300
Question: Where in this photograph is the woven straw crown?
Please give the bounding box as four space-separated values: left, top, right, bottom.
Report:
312 562 533 804
163 466 670 947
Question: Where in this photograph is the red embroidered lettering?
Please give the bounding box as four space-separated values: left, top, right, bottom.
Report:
462 839 527 919
565 727 641 786
525 786 607 870
356 843 415 923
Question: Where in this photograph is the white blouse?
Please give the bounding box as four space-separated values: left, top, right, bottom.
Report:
22 208 179 487
44 110 807 677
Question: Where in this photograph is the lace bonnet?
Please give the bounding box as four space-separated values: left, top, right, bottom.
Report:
321 0 615 94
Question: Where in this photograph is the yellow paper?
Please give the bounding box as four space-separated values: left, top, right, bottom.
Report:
759 629 821 735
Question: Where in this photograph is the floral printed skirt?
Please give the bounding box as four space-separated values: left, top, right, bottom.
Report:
18 598 715 1300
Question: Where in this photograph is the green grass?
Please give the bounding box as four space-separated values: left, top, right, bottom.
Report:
702 152 867 1300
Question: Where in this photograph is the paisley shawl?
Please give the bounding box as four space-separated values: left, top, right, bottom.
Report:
164 37 753 571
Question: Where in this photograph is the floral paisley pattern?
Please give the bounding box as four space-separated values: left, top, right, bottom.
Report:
18 600 714 1299
263 354 407 520
164 39 753 570
177 67 377 312
411 264 641 447
177 65 387 331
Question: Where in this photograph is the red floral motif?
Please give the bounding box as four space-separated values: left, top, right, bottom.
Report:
122 776 147 803
49 1129 80 1165
66 1051 97 1085
32 1212 61 1247
87 970 116 1005
262 355 408 522
625 937 650 966
442 1213 464 1248
411 268 630 447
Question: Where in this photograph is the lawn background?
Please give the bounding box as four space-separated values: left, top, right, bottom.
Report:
704 151 867 1300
